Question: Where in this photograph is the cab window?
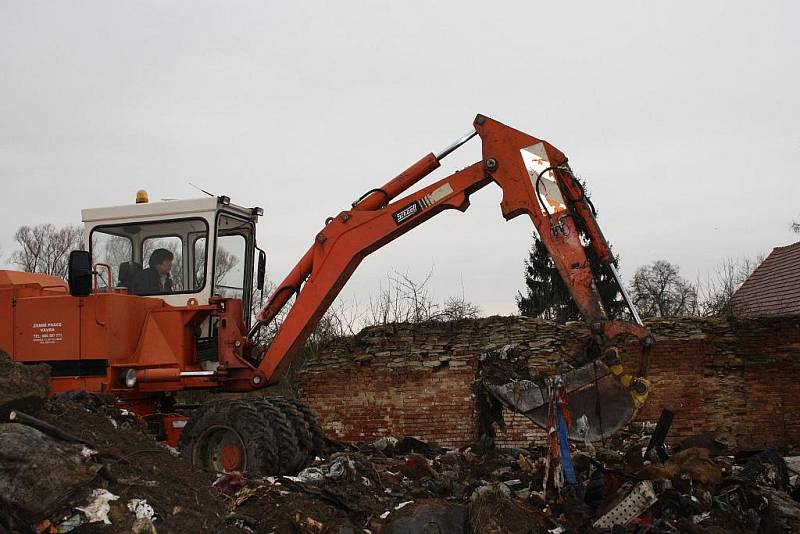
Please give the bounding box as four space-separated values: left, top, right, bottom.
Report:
215 234 246 299
89 218 208 295
214 213 254 323
91 232 132 291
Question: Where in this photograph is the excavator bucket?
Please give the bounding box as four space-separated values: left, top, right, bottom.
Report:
480 351 648 442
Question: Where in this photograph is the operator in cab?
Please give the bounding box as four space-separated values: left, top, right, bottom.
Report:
130 248 174 295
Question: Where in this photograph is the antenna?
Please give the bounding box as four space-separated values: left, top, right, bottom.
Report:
189 182 214 197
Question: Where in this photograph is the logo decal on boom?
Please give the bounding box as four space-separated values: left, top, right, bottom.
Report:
392 201 421 225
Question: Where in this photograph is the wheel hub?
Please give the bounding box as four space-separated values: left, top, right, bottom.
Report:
220 443 244 471
196 425 247 473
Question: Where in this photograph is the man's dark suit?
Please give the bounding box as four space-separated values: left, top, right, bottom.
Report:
130 268 172 295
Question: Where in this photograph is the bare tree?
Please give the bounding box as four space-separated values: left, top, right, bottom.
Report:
439 295 481 321
367 279 398 326
700 256 762 316
94 235 131 270
366 268 481 326
367 269 439 325
439 276 481 321
792 219 800 234
393 270 438 323
193 241 240 289
10 224 83 279
251 276 357 351
214 248 240 285
629 260 698 318
254 267 481 358
306 298 362 350
248 277 274 347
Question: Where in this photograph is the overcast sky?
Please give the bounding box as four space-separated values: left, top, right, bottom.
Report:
1 1 798 317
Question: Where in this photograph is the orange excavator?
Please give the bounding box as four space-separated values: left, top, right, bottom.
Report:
0 115 652 475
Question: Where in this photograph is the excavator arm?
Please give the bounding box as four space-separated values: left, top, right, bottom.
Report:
248 114 647 378
236 114 651 439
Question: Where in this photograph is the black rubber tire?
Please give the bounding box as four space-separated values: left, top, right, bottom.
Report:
256 399 302 475
289 399 325 456
179 400 279 476
270 397 313 468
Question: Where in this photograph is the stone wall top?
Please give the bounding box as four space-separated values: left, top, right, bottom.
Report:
301 314 800 375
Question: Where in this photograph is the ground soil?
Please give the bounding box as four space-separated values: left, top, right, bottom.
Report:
0 352 50 418
30 393 237 534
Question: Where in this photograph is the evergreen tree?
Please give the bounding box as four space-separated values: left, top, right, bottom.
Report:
516 235 626 323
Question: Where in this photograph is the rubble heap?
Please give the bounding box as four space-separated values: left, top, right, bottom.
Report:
3 338 800 532
2 401 800 531
1 397 236 532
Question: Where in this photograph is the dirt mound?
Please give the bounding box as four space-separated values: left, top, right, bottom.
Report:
469 485 548 534
0 351 49 417
383 500 466 534
0 424 100 521
3 393 236 533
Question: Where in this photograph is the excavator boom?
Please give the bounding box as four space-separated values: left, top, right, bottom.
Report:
242 114 652 439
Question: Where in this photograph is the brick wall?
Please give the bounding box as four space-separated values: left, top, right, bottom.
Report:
296 315 800 450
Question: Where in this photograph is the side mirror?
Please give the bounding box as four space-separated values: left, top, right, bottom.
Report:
256 248 267 291
68 250 92 297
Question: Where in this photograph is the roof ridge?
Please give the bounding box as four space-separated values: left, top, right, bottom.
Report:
772 240 800 252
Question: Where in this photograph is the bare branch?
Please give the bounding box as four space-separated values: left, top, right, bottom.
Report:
628 260 698 318
10 224 83 279
699 256 761 317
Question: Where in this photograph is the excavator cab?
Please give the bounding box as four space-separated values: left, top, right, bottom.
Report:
82 194 265 328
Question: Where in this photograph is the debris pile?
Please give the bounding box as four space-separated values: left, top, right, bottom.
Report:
0 393 237 533
0 352 235 533
2 354 800 533
239 428 800 533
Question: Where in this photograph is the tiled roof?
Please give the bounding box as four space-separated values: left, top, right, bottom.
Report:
732 241 800 317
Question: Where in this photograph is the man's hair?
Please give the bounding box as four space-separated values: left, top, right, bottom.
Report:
148 248 174 268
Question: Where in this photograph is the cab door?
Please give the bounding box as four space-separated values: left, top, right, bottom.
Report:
213 212 256 328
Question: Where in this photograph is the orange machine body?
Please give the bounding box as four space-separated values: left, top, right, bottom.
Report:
0 272 253 444
0 272 244 396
